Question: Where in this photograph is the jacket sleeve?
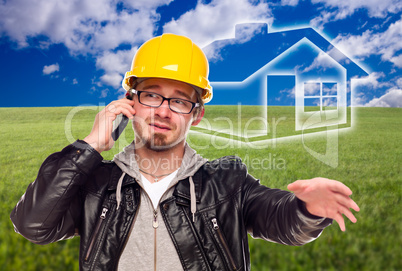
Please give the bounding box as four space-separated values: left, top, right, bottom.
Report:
242 173 332 246
10 140 103 245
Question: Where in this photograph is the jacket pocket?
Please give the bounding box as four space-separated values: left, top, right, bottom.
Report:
211 218 238 270
84 207 109 262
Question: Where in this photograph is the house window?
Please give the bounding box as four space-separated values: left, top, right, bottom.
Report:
304 82 338 112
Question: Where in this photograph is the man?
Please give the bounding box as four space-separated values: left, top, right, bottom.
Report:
11 34 359 271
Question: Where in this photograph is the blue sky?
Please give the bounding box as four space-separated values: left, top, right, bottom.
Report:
0 0 401 107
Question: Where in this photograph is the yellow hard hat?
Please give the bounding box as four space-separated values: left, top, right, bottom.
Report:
122 33 213 103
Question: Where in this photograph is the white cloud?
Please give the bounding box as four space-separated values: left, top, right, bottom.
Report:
203 23 268 61
0 0 175 91
73 78 78 85
234 23 268 43
96 48 137 75
100 88 109 98
310 12 330 31
163 0 272 48
0 0 275 92
43 63 60 75
310 0 402 28
304 82 320 95
99 73 123 89
364 88 402 107
332 17 402 68
302 51 339 72
95 47 137 90
396 77 402 88
352 72 391 89
1 1 169 77
322 97 337 107
389 54 402 68
281 0 299 6
0 0 172 54
353 74 402 107
280 86 295 98
310 1 402 34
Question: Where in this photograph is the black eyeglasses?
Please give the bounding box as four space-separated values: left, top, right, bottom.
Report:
132 89 200 114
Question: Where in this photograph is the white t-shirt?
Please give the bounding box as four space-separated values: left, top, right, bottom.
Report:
141 170 178 209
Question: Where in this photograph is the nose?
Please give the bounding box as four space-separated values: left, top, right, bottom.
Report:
154 99 171 118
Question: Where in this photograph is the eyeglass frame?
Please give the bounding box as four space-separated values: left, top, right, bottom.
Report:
130 89 200 114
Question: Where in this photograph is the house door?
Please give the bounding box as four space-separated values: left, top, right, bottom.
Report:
266 75 296 138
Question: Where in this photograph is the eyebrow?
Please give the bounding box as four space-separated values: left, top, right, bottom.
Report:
175 90 193 101
141 84 160 91
141 84 194 101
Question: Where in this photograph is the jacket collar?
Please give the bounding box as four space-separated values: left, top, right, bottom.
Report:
108 166 136 191
173 168 203 203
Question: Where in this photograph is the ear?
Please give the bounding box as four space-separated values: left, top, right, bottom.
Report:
191 107 204 126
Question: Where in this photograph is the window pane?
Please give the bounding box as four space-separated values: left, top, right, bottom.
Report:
304 82 320 96
322 83 337 95
322 97 337 110
304 98 320 112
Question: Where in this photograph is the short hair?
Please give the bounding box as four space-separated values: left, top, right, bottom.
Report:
193 87 204 118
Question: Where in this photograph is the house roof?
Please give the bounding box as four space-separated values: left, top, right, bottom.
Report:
204 23 369 82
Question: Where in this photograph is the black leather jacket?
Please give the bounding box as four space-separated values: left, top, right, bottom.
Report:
11 141 332 271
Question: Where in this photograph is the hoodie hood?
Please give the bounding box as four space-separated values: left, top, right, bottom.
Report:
113 141 208 181
112 141 208 213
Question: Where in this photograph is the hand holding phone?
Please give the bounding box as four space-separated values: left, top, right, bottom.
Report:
84 91 135 153
111 90 134 141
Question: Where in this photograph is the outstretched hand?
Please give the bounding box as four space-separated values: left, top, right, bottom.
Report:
287 178 360 231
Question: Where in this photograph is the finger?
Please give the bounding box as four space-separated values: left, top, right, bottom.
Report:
118 98 135 108
106 103 118 114
349 199 360 212
340 207 357 224
337 202 357 223
119 101 136 115
115 107 135 120
106 103 135 118
335 194 360 212
109 100 135 111
333 212 346 232
119 96 135 102
329 181 353 196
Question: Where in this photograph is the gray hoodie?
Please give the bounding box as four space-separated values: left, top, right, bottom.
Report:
113 142 208 271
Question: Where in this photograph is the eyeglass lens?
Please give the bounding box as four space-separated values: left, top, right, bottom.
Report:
139 92 194 114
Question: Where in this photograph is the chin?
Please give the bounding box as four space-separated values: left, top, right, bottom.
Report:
141 134 181 152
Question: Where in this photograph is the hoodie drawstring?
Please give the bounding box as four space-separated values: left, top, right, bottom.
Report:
189 176 196 222
116 172 197 222
116 172 126 210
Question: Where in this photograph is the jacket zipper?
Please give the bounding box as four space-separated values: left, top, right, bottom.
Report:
211 218 237 270
136 180 172 271
85 207 108 261
153 209 158 271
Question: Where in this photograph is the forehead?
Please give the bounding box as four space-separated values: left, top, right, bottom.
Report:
137 78 196 99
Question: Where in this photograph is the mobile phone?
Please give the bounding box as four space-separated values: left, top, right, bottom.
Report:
111 90 133 141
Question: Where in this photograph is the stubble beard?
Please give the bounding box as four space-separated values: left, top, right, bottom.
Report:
133 117 183 152
140 133 172 152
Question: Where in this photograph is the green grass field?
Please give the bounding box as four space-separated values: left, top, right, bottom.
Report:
0 106 401 270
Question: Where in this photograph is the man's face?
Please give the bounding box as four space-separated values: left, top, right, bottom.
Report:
132 78 202 151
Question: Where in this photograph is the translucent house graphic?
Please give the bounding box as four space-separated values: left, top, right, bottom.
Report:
196 23 368 141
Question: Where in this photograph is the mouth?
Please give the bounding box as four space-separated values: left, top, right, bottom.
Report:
149 122 172 132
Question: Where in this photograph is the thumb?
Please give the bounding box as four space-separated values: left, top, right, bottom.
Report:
287 180 301 192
